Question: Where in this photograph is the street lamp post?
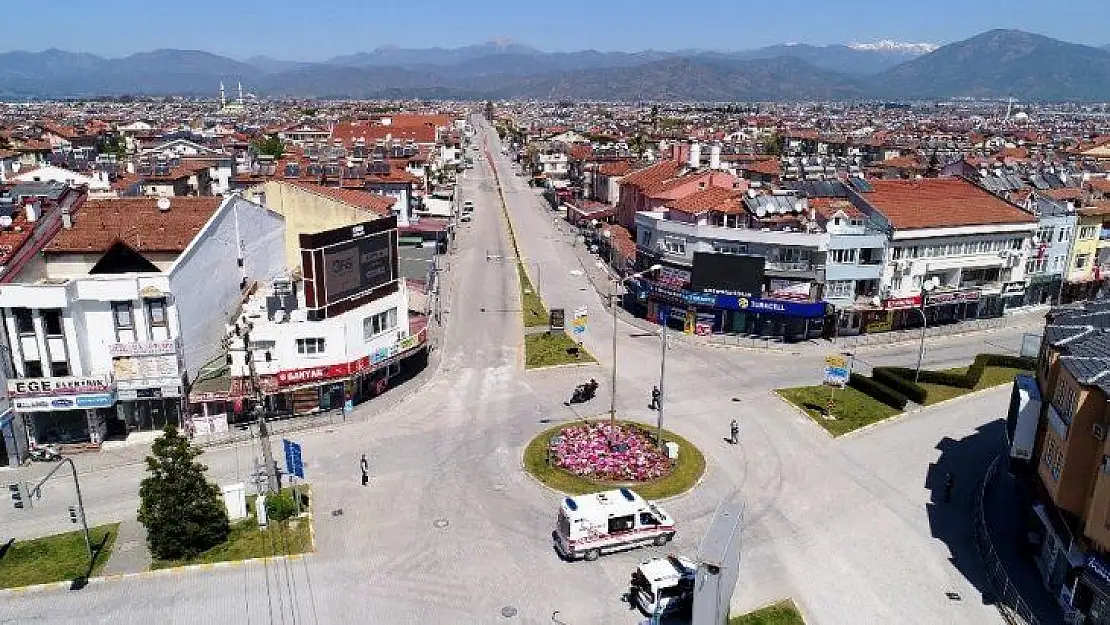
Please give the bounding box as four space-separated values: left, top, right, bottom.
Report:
914 277 941 383
607 264 662 426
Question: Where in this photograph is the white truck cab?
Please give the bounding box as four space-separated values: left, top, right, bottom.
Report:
553 488 675 561
630 555 696 617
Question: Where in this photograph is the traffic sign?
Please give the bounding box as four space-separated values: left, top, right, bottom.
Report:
823 353 851 388
282 439 305 479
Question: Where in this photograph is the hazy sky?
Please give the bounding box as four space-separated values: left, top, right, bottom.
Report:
3 0 1107 60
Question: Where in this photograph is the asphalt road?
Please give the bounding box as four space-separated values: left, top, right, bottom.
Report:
0 118 1030 624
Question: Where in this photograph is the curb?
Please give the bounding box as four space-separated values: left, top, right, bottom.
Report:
525 360 601 372
0 552 316 597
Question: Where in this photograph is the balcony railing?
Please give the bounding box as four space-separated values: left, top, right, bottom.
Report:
766 261 814 272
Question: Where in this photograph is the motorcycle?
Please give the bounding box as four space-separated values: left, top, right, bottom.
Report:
29 444 62 462
567 379 599 405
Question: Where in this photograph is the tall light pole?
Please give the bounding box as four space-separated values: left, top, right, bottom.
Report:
914 277 941 383
607 264 662 426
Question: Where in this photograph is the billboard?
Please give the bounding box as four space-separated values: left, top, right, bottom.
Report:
300 217 399 318
689 252 764 297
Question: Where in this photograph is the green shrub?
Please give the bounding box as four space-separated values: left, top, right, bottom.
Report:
873 368 928 404
848 373 908 410
975 354 1036 371
916 368 977 388
265 493 297 522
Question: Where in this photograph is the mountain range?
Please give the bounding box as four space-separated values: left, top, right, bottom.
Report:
1 30 1109 101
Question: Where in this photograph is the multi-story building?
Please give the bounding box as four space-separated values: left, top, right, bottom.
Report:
850 178 1037 329
1022 193 1077 306
814 199 889 334
1063 208 1106 303
216 218 428 418
1021 301 1110 622
0 195 284 447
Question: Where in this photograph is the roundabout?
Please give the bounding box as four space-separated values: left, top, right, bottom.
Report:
523 418 707 500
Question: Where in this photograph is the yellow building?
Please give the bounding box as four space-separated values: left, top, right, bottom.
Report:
1063 209 1105 301
246 180 395 267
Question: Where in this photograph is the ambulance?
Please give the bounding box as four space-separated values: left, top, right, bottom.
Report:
553 488 676 561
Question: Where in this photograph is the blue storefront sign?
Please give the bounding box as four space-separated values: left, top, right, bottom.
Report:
75 393 116 409
649 283 827 319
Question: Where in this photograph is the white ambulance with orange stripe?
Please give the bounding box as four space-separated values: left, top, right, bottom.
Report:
553 488 676 561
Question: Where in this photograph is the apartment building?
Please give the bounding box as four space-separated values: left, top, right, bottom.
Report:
1023 301 1110 622
1063 205 1110 303
0 195 284 447
1022 193 1077 306
849 178 1037 330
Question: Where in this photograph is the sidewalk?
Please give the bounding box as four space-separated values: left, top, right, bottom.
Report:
982 467 1065 625
100 517 151 576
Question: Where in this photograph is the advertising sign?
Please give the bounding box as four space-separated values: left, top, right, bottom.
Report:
276 363 351 387
657 266 691 289
883 295 922 310
572 307 587 335
689 252 764 297
108 340 176 358
13 392 116 412
7 375 112 398
549 308 566 331
283 438 305 479
300 218 399 313
925 289 980 306
823 354 851 388
695 312 715 336
769 279 811 300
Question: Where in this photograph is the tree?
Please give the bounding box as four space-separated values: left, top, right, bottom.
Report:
763 132 785 157
138 424 230 560
628 134 650 160
252 133 285 159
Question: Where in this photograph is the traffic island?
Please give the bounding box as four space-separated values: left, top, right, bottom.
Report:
525 331 597 369
523 420 705 499
730 599 806 625
0 523 119 589
775 386 901 437
150 486 313 570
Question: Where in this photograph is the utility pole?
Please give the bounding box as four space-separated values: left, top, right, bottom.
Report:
243 327 278 493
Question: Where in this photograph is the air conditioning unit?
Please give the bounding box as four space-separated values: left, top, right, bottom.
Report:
1094 423 1106 441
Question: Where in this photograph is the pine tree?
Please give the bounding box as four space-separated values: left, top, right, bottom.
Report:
138 424 230 560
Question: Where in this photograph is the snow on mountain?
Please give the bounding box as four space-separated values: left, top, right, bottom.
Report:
848 40 939 54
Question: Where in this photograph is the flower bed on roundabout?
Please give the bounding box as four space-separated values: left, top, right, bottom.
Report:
523 419 706 500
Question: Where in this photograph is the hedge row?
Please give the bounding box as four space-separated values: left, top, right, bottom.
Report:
848 372 909 410
872 368 928 404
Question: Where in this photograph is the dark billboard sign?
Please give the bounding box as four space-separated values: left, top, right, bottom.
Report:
689 252 764 297
300 217 399 318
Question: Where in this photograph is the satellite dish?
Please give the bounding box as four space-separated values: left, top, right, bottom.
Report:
157 197 171 211
0 216 11 228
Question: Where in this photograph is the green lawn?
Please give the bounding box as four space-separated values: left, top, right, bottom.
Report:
775 385 901 437
151 487 313 570
518 263 549 327
525 331 596 368
731 599 806 625
919 366 1029 405
0 523 119 589
523 420 705 499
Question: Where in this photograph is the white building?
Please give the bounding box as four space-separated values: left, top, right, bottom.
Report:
852 178 1038 325
215 218 429 417
10 164 113 197
0 195 285 446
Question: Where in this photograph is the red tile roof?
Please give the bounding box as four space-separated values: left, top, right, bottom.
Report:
331 120 436 146
665 186 743 215
597 160 633 177
1087 178 1110 193
281 180 395 216
862 178 1036 230
740 159 781 176
46 197 223 254
1045 187 1084 201
1078 201 1110 218
619 160 684 193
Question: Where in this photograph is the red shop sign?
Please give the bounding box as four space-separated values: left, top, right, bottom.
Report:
883 295 921 310
276 363 350 387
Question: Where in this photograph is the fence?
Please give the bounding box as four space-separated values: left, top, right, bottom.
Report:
974 455 1039 625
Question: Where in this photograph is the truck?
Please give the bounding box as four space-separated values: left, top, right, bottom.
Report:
553 487 676 561
629 555 696 617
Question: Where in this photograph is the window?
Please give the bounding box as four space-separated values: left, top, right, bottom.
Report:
42 309 63 337
663 237 686 254
639 512 660 526
1080 225 1098 240
23 360 43 378
1077 254 1091 270
1053 375 1080 424
1044 437 1063 481
12 308 33 335
829 249 857 264
295 338 326 356
1026 257 1048 275
891 247 904 261
607 514 635 534
1036 227 1055 244
712 242 746 255
146 298 167 327
363 309 398 340
50 361 70 377
826 280 854 298
111 302 134 329
1059 228 1070 243
1054 255 1065 271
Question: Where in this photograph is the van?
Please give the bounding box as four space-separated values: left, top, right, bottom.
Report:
630 555 696 617
553 488 675 561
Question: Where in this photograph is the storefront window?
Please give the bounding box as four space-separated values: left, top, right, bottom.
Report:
117 398 180 432
31 410 90 444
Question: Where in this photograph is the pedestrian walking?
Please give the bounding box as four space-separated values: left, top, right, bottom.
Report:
729 419 739 445
360 453 369 486
649 386 660 410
